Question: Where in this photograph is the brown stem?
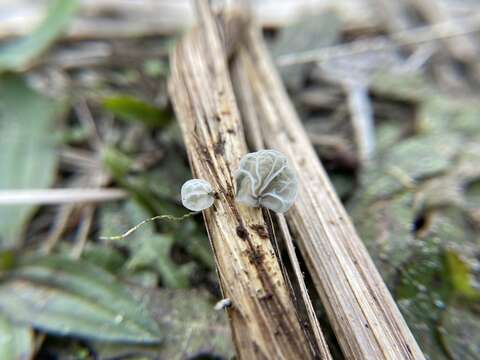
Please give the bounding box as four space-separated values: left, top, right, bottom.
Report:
168 1 317 359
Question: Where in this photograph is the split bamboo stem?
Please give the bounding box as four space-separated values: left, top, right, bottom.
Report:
232 57 332 358
231 23 425 360
168 2 325 359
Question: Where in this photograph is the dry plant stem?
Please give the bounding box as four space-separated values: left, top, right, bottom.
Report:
276 14 480 66
233 25 425 359
74 99 102 150
407 0 480 63
43 203 75 254
71 204 95 258
275 214 332 358
99 212 197 241
168 2 314 359
372 0 415 32
406 0 480 82
344 82 375 163
232 58 332 359
0 188 126 205
371 0 464 90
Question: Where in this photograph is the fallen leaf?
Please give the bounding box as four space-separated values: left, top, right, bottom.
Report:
93 286 233 359
0 255 162 344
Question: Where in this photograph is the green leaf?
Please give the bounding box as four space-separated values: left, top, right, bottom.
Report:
92 287 234 359
0 0 79 71
418 96 480 137
102 141 190 217
0 74 65 249
362 133 460 199
173 219 215 270
102 146 134 178
444 250 480 300
102 95 171 127
0 251 15 272
440 305 480 359
0 314 33 360
80 243 126 274
102 143 214 272
127 234 193 289
101 201 192 288
0 256 162 343
143 59 169 78
349 84 480 359
370 71 432 102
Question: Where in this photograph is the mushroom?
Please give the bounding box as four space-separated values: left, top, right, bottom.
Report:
234 149 298 213
181 179 215 211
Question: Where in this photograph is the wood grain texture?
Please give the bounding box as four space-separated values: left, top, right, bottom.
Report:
232 24 425 360
168 2 318 359
231 57 332 359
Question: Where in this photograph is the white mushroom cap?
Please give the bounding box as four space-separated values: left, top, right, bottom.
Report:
234 150 298 213
181 179 214 211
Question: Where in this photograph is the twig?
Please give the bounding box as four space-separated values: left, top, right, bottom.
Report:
344 82 375 163
308 133 350 150
59 148 100 171
401 44 436 72
277 14 480 66
74 98 102 149
71 204 95 258
406 0 480 62
371 0 466 90
42 203 76 254
406 0 480 83
0 188 126 205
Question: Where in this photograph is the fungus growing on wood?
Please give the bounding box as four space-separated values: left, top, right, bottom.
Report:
234 150 298 213
181 179 215 211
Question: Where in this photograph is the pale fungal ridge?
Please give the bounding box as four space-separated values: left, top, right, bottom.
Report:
181 179 214 211
234 149 298 213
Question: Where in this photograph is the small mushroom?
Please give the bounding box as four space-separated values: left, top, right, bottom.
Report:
214 298 232 311
234 149 298 213
181 179 214 211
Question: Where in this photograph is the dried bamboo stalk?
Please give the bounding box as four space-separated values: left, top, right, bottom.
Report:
168 2 318 359
232 24 425 360
232 59 332 359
